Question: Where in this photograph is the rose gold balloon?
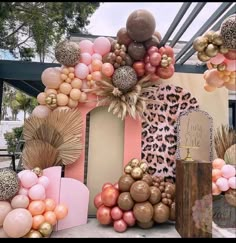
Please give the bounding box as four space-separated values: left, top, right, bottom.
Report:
32 215 45 230
153 202 170 223
111 206 123 221
130 181 151 203
144 35 160 49
101 186 119 207
117 27 132 46
169 202 175 221
118 174 135 192
102 182 113 191
149 186 162 205
44 211 57 225
164 183 175 199
123 211 136 226
28 200 45 216
113 219 127 233
117 192 134 211
133 201 153 223
94 192 103 209
142 174 153 186
96 205 112 225
0 201 12 226
54 204 68 220
137 220 154 229
3 208 33 238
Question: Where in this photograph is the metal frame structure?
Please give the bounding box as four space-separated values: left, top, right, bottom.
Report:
0 2 235 104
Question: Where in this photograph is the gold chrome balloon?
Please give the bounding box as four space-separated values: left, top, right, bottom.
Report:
130 158 140 168
24 230 43 238
131 167 143 180
204 30 215 42
205 44 219 57
219 46 229 54
124 165 132 174
45 93 57 109
217 63 226 72
32 167 43 177
212 32 224 46
193 36 208 52
161 59 169 67
197 52 211 62
39 222 53 237
139 162 148 173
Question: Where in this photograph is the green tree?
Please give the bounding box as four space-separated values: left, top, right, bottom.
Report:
4 126 23 154
0 2 100 62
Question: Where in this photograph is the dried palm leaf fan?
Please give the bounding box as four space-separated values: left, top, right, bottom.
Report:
23 108 83 166
224 144 236 165
22 140 59 169
214 124 236 160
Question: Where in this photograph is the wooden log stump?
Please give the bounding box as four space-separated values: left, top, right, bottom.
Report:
175 159 212 238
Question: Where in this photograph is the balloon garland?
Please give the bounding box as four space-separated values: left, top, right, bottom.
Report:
33 9 176 120
193 14 236 92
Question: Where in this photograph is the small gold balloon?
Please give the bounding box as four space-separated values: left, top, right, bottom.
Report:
139 162 148 173
193 36 208 52
45 93 57 109
131 167 143 180
219 46 229 54
204 30 215 42
130 158 140 168
197 51 211 62
205 44 219 57
212 32 224 46
217 63 226 72
211 63 218 69
162 54 168 60
161 59 169 67
124 165 132 174
32 167 43 177
39 222 53 237
167 57 172 64
24 230 43 238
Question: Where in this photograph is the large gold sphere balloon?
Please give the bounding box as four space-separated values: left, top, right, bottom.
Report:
205 44 219 57
24 230 43 238
193 36 208 52
117 192 134 211
133 201 154 223
130 181 151 203
131 167 143 180
39 222 53 237
137 220 154 229
118 174 135 192
197 51 211 62
153 202 170 223
32 167 43 177
225 189 236 207
149 186 162 205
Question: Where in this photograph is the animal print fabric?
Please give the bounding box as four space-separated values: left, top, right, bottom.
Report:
141 84 199 182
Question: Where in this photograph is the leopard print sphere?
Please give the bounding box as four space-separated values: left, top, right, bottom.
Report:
55 40 80 66
220 14 236 50
0 168 20 200
112 66 138 93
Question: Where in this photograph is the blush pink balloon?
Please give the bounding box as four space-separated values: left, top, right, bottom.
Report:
216 177 230 192
225 82 236 91
205 69 224 88
212 158 226 169
37 176 50 189
92 53 102 61
28 184 46 201
20 171 38 188
18 187 29 196
221 164 236 179
210 53 225 65
0 227 9 238
3 208 33 238
32 105 52 119
75 63 89 79
11 195 30 209
149 52 161 66
88 64 93 73
212 182 221 196
123 211 136 226
91 71 102 81
80 52 92 65
79 40 94 55
102 63 114 77
113 219 127 233
0 201 12 226
17 170 29 180
41 67 62 89
225 59 236 72
93 37 111 56
228 177 236 189
111 206 123 220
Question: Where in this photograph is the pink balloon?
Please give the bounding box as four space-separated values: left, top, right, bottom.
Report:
205 69 224 88
92 53 102 61
3 208 33 238
75 63 89 79
18 187 29 196
28 184 46 200
93 37 111 56
145 63 156 74
216 177 230 192
79 40 94 55
123 211 136 226
80 52 92 65
88 64 93 73
91 71 102 81
225 82 236 91
221 164 236 179
102 63 114 77
149 52 162 66
32 105 52 118
210 53 225 65
11 195 30 209
228 177 236 189
37 176 50 189
21 171 38 188
111 206 123 220
0 227 9 238
212 182 221 196
17 170 29 180
41 67 62 89
225 59 236 72
0 201 12 227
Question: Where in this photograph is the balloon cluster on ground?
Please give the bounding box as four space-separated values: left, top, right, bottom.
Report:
193 14 236 92
212 158 236 207
32 9 176 120
0 167 68 238
94 158 176 233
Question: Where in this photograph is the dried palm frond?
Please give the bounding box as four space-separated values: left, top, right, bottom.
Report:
23 108 83 166
22 140 60 169
214 125 236 160
87 74 161 120
224 144 236 165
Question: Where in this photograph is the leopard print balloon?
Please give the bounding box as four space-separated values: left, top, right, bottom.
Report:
55 40 80 66
0 168 20 200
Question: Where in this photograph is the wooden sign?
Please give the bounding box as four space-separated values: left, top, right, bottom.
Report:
176 109 213 162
